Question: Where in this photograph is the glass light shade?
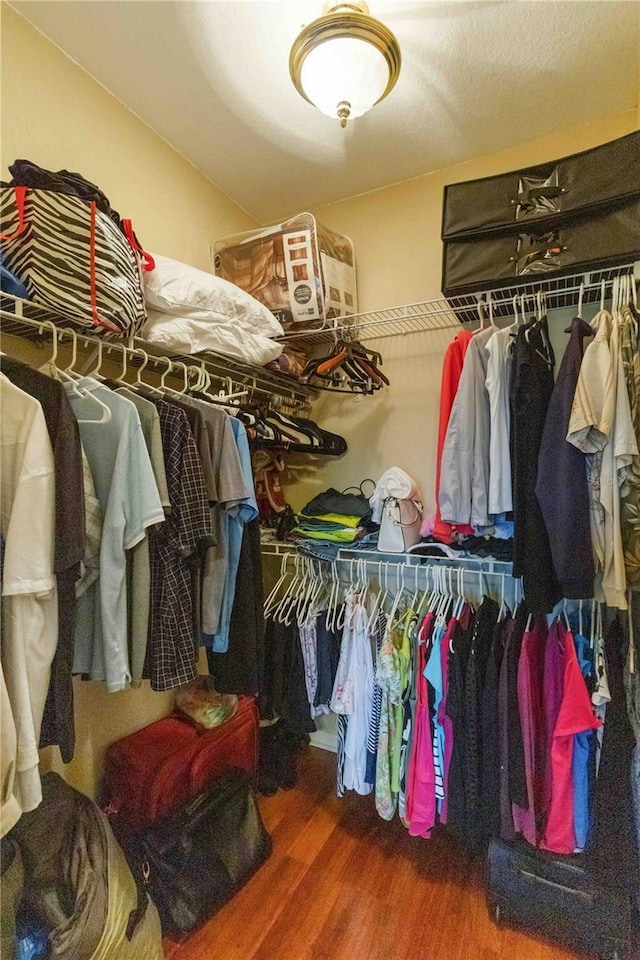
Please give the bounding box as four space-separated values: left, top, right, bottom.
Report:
299 36 389 121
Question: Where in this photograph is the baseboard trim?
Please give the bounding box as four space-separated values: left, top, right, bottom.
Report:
309 730 337 754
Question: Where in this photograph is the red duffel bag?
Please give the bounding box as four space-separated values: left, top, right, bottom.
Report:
102 696 259 833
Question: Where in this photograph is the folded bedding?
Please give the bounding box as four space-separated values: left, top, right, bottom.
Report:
142 310 283 365
145 253 284 337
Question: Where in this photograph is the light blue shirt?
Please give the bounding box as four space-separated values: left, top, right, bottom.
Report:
65 379 164 690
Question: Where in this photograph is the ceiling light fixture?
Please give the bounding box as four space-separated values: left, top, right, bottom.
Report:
289 1 401 128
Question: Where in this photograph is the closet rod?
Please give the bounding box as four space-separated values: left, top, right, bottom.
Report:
261 541 514 575
280 261 639 346
0 293 317 406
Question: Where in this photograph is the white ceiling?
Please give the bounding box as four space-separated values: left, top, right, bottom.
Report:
11 0 640 223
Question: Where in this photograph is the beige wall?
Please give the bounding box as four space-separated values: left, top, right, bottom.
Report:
1 6 256 270
1 8 256 798
290 110 640 517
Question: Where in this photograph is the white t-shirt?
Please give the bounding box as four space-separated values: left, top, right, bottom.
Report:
65 380 165 691
0 374 58 818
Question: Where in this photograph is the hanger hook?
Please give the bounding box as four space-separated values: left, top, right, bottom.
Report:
39 320 59 366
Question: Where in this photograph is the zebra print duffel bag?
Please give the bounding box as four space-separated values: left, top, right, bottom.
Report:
0 185 148 336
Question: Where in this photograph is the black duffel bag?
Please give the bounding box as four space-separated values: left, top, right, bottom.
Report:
441 130 640 297
135 768 272 936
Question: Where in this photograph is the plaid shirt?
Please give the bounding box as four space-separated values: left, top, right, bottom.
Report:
147 399 214 691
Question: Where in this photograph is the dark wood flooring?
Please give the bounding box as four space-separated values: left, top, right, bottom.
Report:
164 747 586 960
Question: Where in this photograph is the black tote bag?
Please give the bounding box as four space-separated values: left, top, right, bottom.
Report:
137 769 272 935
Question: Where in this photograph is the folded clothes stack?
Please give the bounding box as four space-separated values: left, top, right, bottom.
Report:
291 485 378 560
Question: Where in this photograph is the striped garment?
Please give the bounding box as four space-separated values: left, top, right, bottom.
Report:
1 186 147 336
336 713 347 798
365 611 386 787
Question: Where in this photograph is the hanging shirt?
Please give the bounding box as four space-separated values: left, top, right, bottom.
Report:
375 618 409 821
196 406 251 638
536 317 594 599
206 418 258 654
147 398 213 691
439 325 497 528
437 611 459 824
541 619 567 827
572 632 595 851
75 448 102 600
541 628 601 854
342 596 374 796
67 380 165 691
431 330 475 543
567 309 637 609
0 375 57 818
510 319 559 613
406 612 435 836
464 595 501 844
1 357 85 764
485 326 513 516
425 621 447 808
365 611 386 788
512 616 547 846
115 388 170 685
619 304 640 586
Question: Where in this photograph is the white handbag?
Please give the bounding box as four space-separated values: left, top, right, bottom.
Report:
377 497 424 553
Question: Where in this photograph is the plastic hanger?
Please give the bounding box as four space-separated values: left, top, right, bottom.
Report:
38 322 112 423
86 339 108 382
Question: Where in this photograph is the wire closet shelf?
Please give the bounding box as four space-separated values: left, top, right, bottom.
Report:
0 293 317 408
280 262 640 346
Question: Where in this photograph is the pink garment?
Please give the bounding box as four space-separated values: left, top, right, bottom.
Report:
540 620 567 830
512 617 547 845
541 628 602 854
430 331 475 544
406 612 436 838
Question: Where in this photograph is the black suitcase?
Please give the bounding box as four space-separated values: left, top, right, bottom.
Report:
487 838 633 960
441 131 640 297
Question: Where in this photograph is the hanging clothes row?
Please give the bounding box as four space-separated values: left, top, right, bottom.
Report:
0 335 269 832
434 273 640 613
263 552 639 901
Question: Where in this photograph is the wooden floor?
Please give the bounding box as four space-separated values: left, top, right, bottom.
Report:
164 747 586 960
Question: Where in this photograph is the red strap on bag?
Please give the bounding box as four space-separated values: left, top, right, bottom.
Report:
0 185 28 240
89 201 120 334
122 219 155 271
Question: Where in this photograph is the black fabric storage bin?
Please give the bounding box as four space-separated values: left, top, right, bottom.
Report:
443 199 640 297
442 131 640 240
441 131 640 298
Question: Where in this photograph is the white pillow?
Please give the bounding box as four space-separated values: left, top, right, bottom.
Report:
145 253 284 339
142 310 283 366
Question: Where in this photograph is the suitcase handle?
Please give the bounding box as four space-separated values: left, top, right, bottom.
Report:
518 869 594 901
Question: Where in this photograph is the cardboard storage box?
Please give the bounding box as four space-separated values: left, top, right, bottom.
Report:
213 213 356 329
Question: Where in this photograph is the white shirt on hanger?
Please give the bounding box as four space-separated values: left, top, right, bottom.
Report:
0 374 58 822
